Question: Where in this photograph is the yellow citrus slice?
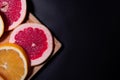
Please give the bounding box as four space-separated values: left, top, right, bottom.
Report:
0 43 29 80
0 15 4 38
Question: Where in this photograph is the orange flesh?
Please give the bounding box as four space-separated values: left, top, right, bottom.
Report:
0 49 25 80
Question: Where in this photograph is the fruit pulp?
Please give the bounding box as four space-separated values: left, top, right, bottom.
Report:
15 27 48 60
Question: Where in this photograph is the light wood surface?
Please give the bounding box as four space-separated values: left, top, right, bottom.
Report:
0 13 62 80
27 13 62 80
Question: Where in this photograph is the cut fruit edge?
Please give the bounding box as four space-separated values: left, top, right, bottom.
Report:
5 0 27 31
0 43 29 80
0 13 62 79
26 13 62 79
9 23 53 66
0 15 4 38
27 37 62 79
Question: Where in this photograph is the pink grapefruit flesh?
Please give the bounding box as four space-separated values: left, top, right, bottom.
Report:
9 23 53 66
0 0 26 31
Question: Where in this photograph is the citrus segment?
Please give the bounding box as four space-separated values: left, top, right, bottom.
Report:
0 43 29 80
0 0 27 31
0 15 4 38
9 23 53 66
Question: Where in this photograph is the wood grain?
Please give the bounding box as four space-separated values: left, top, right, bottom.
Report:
0 13 62 80
27 13 62 80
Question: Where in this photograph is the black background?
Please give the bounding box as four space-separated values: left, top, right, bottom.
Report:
28 0 120 80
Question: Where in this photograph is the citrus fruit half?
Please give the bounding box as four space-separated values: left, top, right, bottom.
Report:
0 43 29 80
9 23 53 66
0 15 4 38
0 0 27 31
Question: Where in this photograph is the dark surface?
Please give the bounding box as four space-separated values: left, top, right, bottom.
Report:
28 0 120 80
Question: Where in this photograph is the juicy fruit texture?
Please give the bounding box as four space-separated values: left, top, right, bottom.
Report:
0 43 29 80
0 15 4 38
0 0 26 31
15 27 48 60
9 23 53 66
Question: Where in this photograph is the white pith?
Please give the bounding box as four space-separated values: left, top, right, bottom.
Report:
0 16 4 37
9 23 53 66
0 46 28 80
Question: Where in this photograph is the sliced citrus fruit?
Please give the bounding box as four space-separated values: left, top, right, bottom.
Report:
0 15 4 38
0 0 27 31
0 43 29 80
9 23 53 66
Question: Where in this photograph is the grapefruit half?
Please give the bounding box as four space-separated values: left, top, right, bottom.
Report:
9 23 53 66
0 0 27 31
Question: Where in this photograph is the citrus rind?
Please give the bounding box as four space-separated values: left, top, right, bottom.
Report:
9 23 53 66
0 43 29 80
0 15 4 38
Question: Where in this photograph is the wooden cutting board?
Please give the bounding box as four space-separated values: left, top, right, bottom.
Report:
0 13 62 80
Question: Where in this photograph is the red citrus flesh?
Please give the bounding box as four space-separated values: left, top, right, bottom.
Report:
15 27 48 60
0 0 26 31
9 23 53 66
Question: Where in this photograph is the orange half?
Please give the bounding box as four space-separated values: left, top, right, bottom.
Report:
0 43 29 80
